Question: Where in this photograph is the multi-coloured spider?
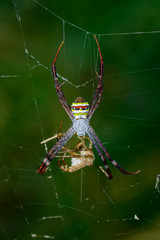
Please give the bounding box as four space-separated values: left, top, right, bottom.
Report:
38 35 140 179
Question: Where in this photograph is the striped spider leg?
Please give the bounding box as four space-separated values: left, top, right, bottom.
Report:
38 126 75 174
38 35 140 179
86 126 140 178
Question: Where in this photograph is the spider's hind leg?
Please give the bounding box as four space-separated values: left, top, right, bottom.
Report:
108 157 141 175
88 126 140 176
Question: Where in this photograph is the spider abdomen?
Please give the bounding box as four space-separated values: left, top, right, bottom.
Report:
72 118 89 136
71 97 89 119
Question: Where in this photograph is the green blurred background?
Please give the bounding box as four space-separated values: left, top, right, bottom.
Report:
1 0 160 239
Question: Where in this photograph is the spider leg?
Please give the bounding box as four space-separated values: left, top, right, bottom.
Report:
87 35 104 120
88 126 140 175
86 129 113 179
38 127 75 174
51 41 74 121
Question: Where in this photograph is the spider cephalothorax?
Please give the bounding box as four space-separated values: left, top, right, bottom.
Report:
38 35 140 178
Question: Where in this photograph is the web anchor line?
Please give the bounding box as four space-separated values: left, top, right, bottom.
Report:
33 0 160 36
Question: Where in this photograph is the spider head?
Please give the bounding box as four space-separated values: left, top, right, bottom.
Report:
71 97 89 119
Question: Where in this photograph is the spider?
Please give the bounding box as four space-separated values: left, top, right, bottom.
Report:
38 35 140 179
41 121 94 172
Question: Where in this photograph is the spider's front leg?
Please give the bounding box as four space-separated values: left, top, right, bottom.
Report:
51 41 74 121
87 35 104 120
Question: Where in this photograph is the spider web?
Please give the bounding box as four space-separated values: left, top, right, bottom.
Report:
1 0 160 239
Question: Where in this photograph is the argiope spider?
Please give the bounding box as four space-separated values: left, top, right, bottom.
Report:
38 35 140 179
41 122 94 173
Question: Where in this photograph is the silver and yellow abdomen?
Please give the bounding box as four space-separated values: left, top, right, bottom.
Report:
71 97 89 119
